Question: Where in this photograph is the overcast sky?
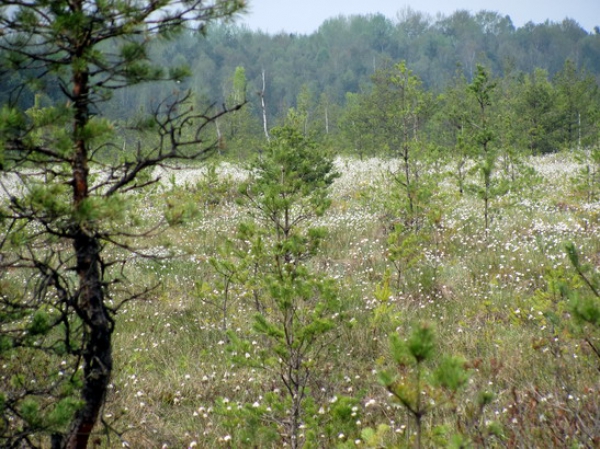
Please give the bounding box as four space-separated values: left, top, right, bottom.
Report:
238 0 599 34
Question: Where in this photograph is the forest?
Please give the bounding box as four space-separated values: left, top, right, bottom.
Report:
1 1 600 448
3 7 600 157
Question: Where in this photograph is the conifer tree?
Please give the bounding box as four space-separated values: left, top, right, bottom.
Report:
225 125 343 448
465 64 505 234
517 68 561 154
0 1 244 447
368 61 435 229
554 60 600 150
442 70 477 195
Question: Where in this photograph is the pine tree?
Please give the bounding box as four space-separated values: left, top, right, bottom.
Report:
225 126 343 448
0 1 245 447
465 64 504 234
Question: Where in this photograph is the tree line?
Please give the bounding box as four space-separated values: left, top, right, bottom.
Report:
3 8 598 160
110 8 600 125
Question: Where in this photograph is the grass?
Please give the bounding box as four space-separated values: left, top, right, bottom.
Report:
109 151 600 447
13 151 600 447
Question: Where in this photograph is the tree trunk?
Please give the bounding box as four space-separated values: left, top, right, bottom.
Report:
64 232 113 449
63 43 114 448
260 69 270 142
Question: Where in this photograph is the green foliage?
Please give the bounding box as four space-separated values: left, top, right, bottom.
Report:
433 356 470 391
439 72 477 195
27 310 52 336
463 65 506 233
67 12 600 142
405 324 436 364
0 0 246 447
11 395 83 435
19 398 42 429
378 324 476 448
74 195 128 228
215 125 348 447
553 60 600 150
565 243 600 331
245 126 338 194
46 397 83 428
338 92 377 159
572 145 600 202
164 187 202 227
516 68 562 154
218 66 262 158
162 164 238 226
360 424 391 448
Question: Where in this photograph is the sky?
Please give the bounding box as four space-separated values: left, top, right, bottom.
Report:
238 0 599 35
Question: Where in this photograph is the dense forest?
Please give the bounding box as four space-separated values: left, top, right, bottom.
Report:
3 8 599 141
2 9 599 163
106 10 600 120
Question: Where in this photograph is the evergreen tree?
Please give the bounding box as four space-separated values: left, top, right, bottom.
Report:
441 70 478 195
225 126 343 448
0 1 244 447
518 68 561 153
370 61 435 228
338 92 378 159
465 64 503 234
554 60 600 150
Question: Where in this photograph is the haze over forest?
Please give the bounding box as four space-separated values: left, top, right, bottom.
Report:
3 9 598 145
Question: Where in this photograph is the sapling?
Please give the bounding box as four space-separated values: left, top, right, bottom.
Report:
572 144 600 204
565 243 600 363
442 71 477 196
377 323 471 448
464 65 507 235
218 126 355 448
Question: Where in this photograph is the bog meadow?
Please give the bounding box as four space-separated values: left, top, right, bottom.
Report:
1 2 600 448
